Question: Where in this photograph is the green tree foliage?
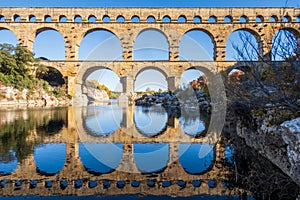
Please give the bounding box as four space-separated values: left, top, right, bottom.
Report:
0 44 46 90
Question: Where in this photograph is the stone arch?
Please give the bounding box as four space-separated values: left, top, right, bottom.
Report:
193 16 201 23
29 15 36 22
76 65 121 86
34 144 66 176
256 15 264 22
208 15 217 23
88 15 96 22
131 15 140 22
79 28 122 60
133 28 170 60
33 27 66 60
282 15 292 22
59 15 67 22
224 15 233 22
270 15 278 22
240 15 248 23
179 28 216 60
178 15 187 22
36 66 66 86
226 28 261 60
0 15 5 22
134 65 169 81
102 15 110 22
13 14 20 22
133 143 169 174
116 15 125 22
162 15 171 23
146 15 156 22
271 27 299 61
74 15 82 22
44 15 52 22
0 27 18 45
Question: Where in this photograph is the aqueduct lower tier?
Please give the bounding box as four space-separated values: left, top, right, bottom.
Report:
0 7 299 94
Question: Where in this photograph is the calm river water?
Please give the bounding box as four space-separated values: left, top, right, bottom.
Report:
0 105 298 199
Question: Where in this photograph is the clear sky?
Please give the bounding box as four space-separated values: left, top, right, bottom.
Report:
0 0 298 92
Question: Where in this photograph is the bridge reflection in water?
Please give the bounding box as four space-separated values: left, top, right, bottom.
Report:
0 106 249 197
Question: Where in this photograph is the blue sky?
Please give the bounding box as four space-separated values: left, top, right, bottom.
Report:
0 0 299 7
0 0 298 92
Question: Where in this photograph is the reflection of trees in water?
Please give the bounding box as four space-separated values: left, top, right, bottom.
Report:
0 117 35 162
0 109 65 163
222 132 299 200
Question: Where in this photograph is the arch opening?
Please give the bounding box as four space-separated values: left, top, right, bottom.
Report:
79 29 122 60
33 29 65 60
0 15 5 22
14 15 21 22
208 16 217 23
79 143 123 174
59 15 67 22
74 15 82 22
240 15 248 23
102 15 110 22
193 16 201 23
179 30 214 61
146 16 156 23
226 29 259 61
224 15 232 23
0 29 18 46
44 15 52 22
134 106 168 136
131 15 140 22
178 15 187 23
36 67 65 87
179 143 215 174
255 15 264 22
88 15 96 22
134 143 169 173
270 15 278 22
29 15 36 22
162 15 171 23
133 29 169 60
116 15 125 22
134 68 168 92
272 29 298 61
34 143 66 175
83 105 123 136
282 15 291 22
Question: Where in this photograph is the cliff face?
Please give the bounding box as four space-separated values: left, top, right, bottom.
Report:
236 116 300 185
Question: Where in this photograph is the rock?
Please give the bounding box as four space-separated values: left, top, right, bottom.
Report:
86 87 109 102
72 93 89 106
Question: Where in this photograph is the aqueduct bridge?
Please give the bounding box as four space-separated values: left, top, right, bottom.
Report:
0 7 299 95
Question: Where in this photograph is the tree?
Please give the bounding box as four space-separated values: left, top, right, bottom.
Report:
225 28 300 117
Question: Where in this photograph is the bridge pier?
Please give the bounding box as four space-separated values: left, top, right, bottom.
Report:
167 76 180 91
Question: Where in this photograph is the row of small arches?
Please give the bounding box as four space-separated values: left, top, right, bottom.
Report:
1 14 299 23
0 179 222 190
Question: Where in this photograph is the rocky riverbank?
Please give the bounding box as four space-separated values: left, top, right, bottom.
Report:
135 89 211 113
0 85 71 108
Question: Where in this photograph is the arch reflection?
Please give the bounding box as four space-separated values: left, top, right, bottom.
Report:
34 144 66 175
134 106 168 136
179 143 214 174
79 143 123 174
84 106 123 136
0 150 18 175
134 143 169 173
179 109 206 136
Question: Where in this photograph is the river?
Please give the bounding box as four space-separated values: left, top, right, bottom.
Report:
0 105 298 199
